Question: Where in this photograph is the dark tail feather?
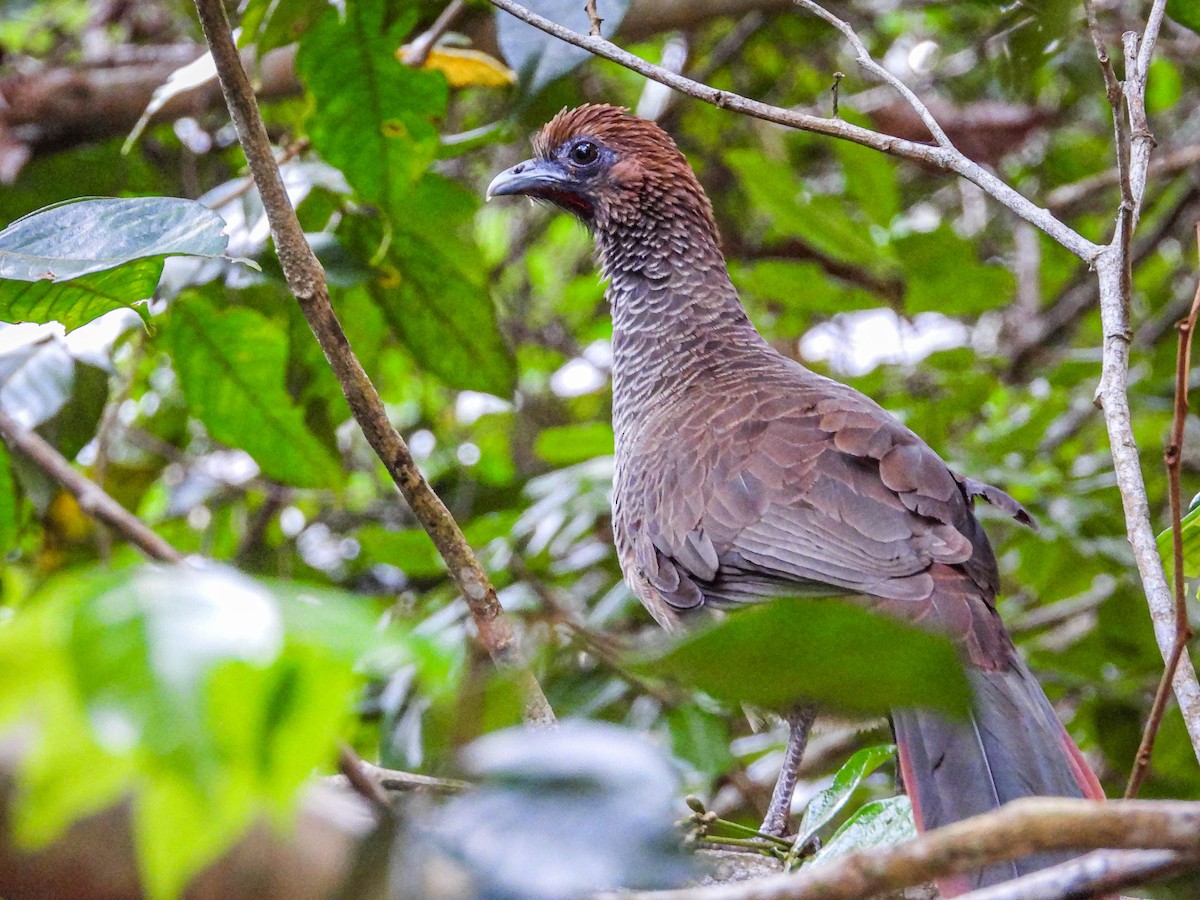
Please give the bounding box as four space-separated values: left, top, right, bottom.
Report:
893 658 1105 896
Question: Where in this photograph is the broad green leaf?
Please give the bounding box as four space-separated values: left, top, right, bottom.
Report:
356 525 446 578
239 0 329 54
665 705 734 781
896 227 1015 315
364 177 516 396
795 744 896 850
0 257 158 330
535 423 614 465
297 0 446 218
0 440 16 550
629 599 971 718
495 0 631 94
0 198 227 281
1157 504 1200 582
164 293 342 488
835 140 900 226
1166 0 1200 35
809 795 915 864
3 563 388 900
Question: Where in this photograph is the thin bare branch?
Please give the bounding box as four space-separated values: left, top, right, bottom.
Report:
0 409 182 564
960 848 1200 900
791 0 954 149
192 0 555 727
1127 223 1200 797
401 0 467 67
610 798 1200 900
484 0 1102 262
585 0 603 36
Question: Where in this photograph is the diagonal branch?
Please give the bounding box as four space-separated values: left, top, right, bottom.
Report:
191 0 554 727
610 798 1200 900
0 410 182 564
791 0 954 150
485 0 1101 263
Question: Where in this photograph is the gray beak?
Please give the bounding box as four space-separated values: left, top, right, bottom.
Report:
486 158 570 201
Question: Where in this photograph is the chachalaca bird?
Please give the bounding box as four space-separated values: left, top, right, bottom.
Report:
488 104 1105 893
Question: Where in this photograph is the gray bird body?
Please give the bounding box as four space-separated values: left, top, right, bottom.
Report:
488 104 1104 894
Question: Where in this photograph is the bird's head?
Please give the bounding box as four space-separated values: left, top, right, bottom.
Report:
486 104 717 238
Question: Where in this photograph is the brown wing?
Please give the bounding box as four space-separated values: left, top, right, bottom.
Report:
624 371 1029 662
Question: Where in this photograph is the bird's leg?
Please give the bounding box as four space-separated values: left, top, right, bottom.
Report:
760 705 818 837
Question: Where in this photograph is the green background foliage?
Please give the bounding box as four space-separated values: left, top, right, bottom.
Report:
1 0 1199 893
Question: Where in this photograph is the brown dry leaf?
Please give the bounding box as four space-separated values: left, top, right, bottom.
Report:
398 45 516 88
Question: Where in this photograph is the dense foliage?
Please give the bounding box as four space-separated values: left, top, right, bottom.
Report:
1 0 1199 895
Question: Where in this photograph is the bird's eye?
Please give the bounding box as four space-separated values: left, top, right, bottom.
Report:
569 141 600 166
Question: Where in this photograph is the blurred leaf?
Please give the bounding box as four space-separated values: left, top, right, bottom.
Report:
2 562 386 900
630 599 971 717
406 46 516 88
897 228 1014 315
0 198 227 281
795 744 896 850
1166 0 1200 36
666 705 733 780
239 0 329 53
431 722 693 896
0 258 157 331
836 141 900 226
0 440 16 550
164 293 342 488
357 525 445 578
495 0 630 94
365 176 516 395
808 795 915 864
1157 504 1200 581
297 0 446 218
535 422 614 465
0 336 78 428
123 53 218 153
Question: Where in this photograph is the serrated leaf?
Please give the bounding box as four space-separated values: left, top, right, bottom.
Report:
629 598 971 718
164 293 342 488
535 423 614 465
795 744 896 850
297 0 447 218
0 198 228 281
362 176 515 395
495 0 630 95
0 257 158 330
809 795 915 864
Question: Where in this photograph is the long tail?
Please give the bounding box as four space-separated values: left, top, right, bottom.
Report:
892 658 1105 895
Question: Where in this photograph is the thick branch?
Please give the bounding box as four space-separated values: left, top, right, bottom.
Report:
486 0 1101 262
191 0 554 727
0 410 182 564
611 798 1200 900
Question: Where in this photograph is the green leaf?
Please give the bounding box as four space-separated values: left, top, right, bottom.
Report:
297 0 447 218
356 525 445 578
835 141 900 226
0 198 227 281
0 257 158 330
3 563 389 900
1157 504 1200 581
629 599 971 718
364 177 515 395
0 440 16 553
164 293 342 488
535 423 614 465
896 227 1015 315
1166 0 1200 35
809 795 915 864
495 0 631 94
795 744 896 850
665 705 734 780
239 0 329 53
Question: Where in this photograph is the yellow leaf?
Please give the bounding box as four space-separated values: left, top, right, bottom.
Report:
399 45 516 88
